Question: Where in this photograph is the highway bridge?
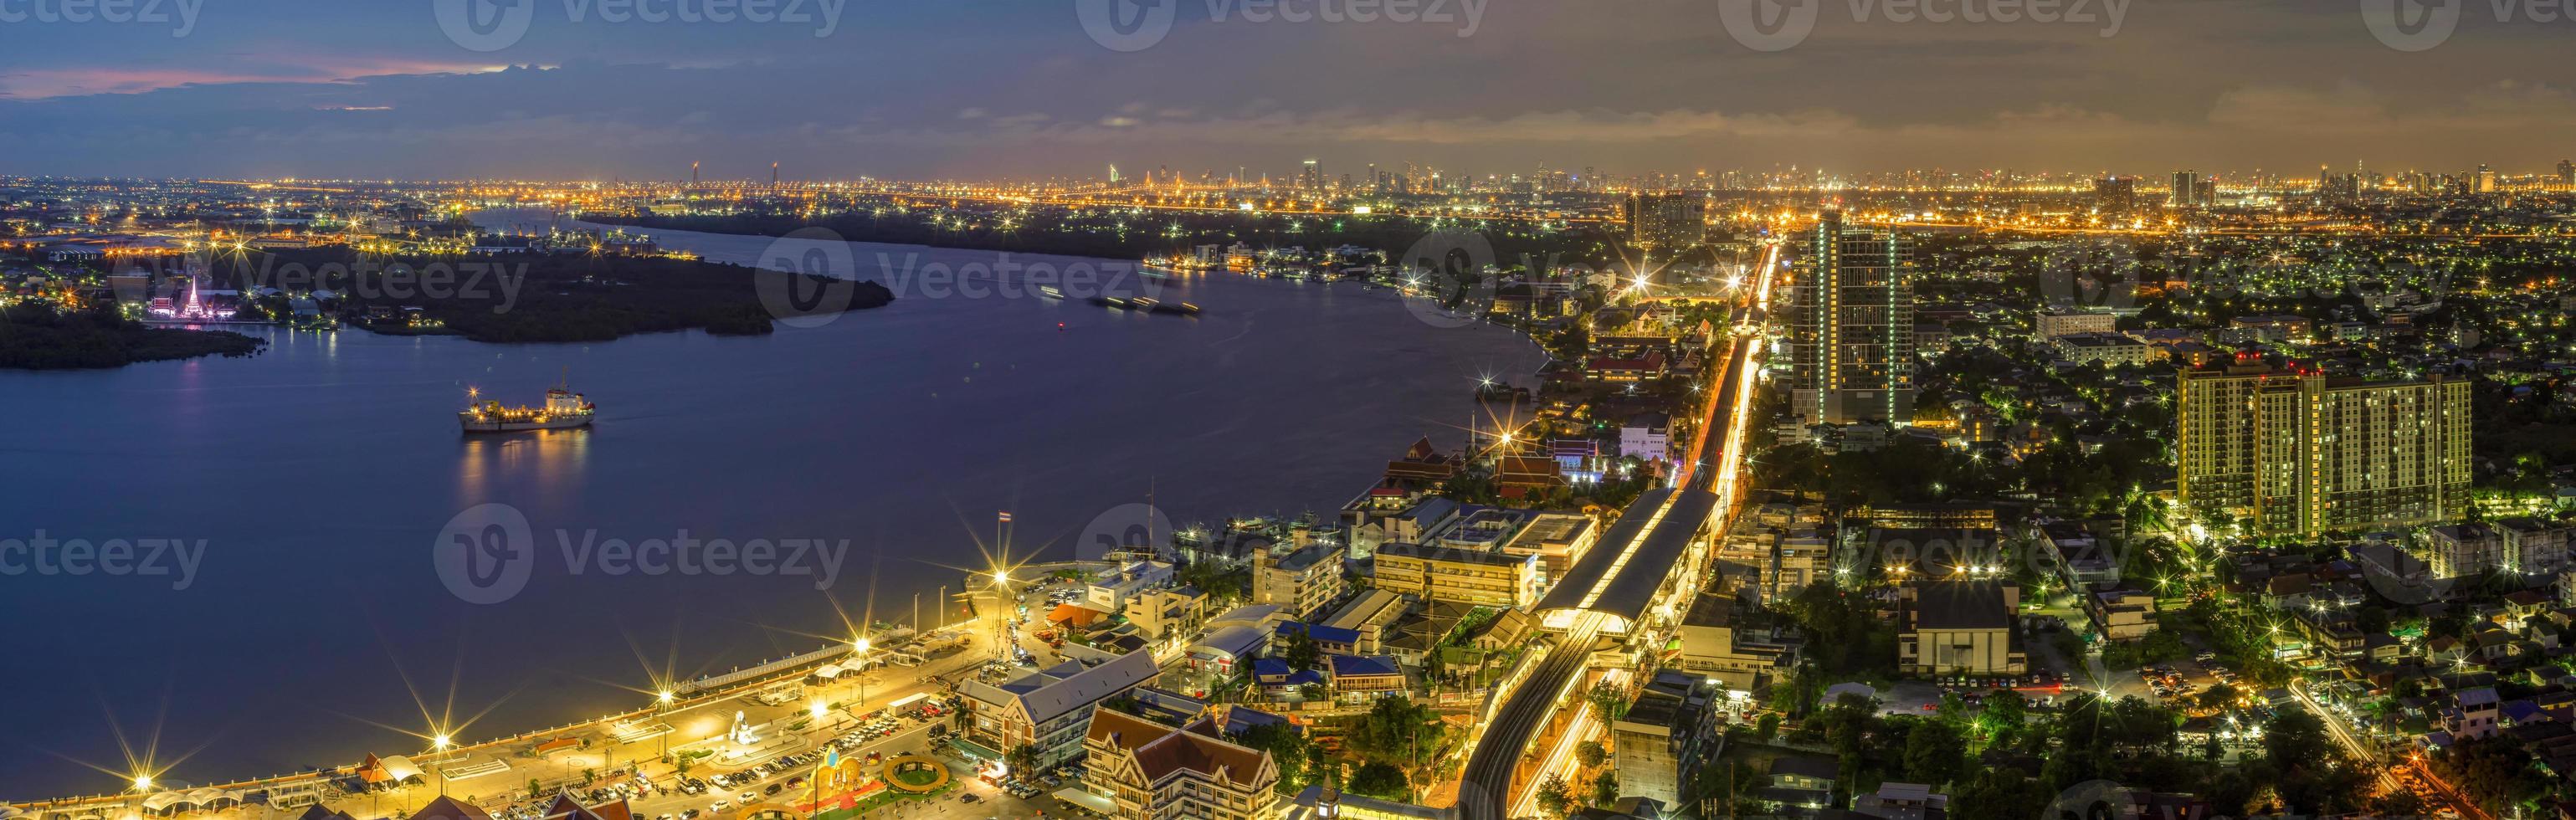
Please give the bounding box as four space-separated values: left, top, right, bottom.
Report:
1456 239 1780 820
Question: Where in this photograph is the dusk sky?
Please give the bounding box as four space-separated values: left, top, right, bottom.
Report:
3 0 2571 181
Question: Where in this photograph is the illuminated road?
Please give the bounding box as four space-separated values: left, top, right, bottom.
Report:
1457 238 1778 820
2291 678 2486 820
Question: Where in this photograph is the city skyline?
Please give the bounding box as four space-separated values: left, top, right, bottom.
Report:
3 3 2576 179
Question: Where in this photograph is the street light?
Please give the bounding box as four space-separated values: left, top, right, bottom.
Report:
431 735 452 795
851 637 873 715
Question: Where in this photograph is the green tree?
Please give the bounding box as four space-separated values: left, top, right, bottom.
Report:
1536 774 1573 818
1977 689 2027 744
1346 761 1409 801
1233 722 1316 794
1590 770 1620 807
1575 741 1608 768
1902 720 1967 787
1586 680 1631 724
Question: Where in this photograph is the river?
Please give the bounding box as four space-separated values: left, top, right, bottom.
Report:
0 213 1542 799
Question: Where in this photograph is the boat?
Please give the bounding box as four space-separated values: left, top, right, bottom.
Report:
1128 297 1161 311
1090 295 1131 309
459 384 595 433
1147 301 1201 315
1037 285 1065 300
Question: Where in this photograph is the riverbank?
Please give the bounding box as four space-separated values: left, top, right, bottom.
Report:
211 249 893 344
0 305 265 370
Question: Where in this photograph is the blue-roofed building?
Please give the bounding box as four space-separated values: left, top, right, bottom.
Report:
1275 621 1362 655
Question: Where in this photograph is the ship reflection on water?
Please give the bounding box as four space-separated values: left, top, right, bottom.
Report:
456 427 592 502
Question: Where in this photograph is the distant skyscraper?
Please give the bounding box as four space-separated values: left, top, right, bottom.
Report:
2558 159 2574 188
1790 210 1915 425
2476 164 2498 193
1300 159 1323 191
2091 176 2137 212
2169 170 2203 208
2178 363 2471 537
1620 192 1707 253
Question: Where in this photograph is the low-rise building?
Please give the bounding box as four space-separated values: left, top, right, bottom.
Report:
2053 331 2155 366
1080 710 1280 820
1855 782 1951 820
1323 654 1407 700
1675 590 1790 690
959 650 1163 770
2086 587 2158 642
1610 671 1716 807
1253 541 1347 620
2501 517 2573 577
1371 541 1539 608
1619 413 1671 464
1125 585 1210 642
2425 524 2505 580
1897 581 2025 676
2035 310 2117 341
1321 588 1409 653
1501 512 1598 592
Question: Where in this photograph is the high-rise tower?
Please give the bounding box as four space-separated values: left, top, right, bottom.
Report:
1790 210 1916 425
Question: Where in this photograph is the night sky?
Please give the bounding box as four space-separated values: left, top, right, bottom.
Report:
0 0 2567 180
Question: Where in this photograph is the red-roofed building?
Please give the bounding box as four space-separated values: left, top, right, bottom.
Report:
1080 710 1279 819
1586 351 1669 382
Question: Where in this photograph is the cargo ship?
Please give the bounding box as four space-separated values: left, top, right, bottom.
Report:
459 384 596 433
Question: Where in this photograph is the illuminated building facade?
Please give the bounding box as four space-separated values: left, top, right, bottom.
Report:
2177 364 2471 537
1622 192 1707 253
1790 210 1915 425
